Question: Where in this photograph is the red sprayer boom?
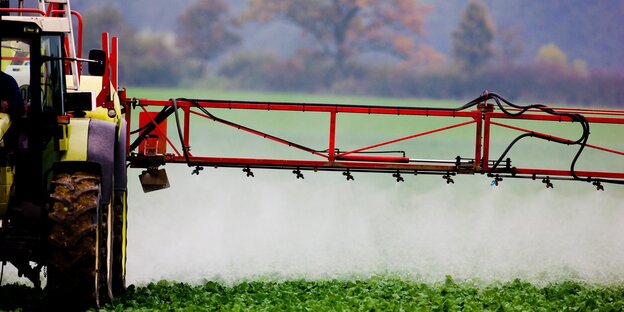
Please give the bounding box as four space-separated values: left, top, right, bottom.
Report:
122 93 624 191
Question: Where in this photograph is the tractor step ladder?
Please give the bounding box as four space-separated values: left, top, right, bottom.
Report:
37 0 80 90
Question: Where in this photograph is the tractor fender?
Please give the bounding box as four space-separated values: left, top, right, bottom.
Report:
60 118 116 205
87 119 116 205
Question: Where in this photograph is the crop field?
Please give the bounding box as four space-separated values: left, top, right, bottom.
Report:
103 278 624 311
2 276 624 311
2 88 624 311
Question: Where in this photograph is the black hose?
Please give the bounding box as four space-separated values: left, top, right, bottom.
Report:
479 93 622 185
171 99 191 166
176 98 325 156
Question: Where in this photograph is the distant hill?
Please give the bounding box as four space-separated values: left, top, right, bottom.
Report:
71 0 623 70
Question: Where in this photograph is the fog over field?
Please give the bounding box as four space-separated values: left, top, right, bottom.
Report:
126 166 624 286
121 93 624 286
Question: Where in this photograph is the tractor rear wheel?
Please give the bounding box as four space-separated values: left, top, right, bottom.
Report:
47 172 113 309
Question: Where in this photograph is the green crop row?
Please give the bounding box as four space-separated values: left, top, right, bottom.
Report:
2 276 623 311
84 277 624 311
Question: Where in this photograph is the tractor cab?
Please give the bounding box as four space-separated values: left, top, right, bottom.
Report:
1 22 70 120
0 19 69 208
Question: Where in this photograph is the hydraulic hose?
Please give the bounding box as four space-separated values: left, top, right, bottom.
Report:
171 98 191 166
464 93 621 185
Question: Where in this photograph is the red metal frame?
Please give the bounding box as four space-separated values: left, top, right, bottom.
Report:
95 32 119 111
1 5 84 76
123 97 624 186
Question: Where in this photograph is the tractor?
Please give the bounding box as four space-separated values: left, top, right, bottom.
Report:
1 0 127 308
1 0 624 310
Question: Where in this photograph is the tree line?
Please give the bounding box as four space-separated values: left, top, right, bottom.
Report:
81 0 623 106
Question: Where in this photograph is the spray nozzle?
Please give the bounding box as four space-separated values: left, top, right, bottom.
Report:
392 171 404 183
293 168 304 179
192 166 204 175
542 177 554 189
443 173 454 184
592 181 604 191
243 167 254 178
343 169 354 181
491 175 503 186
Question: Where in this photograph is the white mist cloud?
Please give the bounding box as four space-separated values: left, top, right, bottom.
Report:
126 167 624 286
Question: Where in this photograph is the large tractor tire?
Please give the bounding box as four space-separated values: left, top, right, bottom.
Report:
47 171 113 309
112 190 128 296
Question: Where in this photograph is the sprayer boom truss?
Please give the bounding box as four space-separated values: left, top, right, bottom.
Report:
123 93 624 189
